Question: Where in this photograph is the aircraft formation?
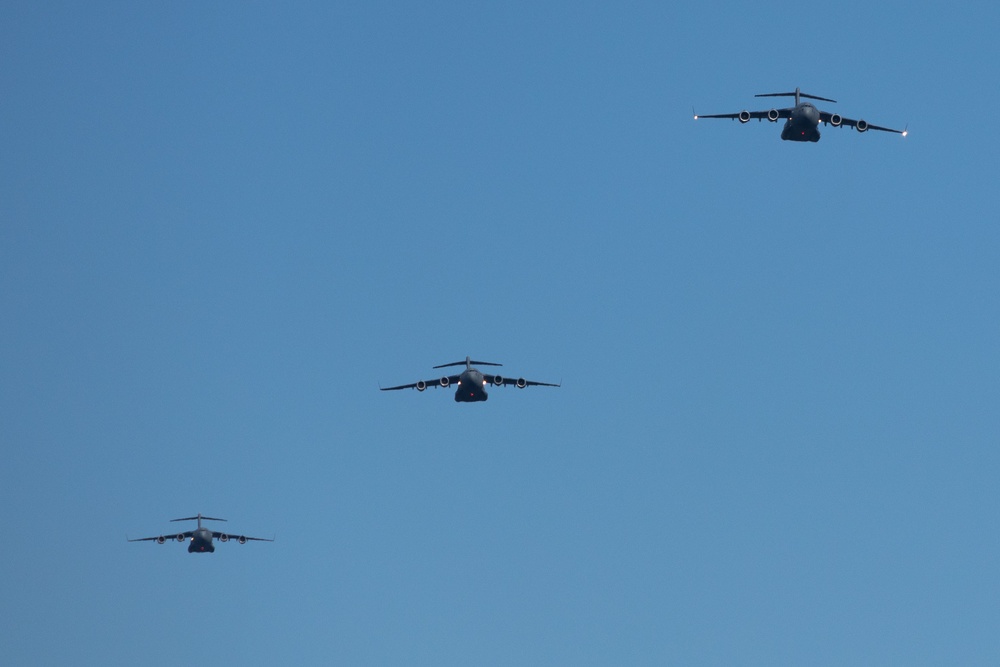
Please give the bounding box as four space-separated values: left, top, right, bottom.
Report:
131 355 556 553
131 85 904 555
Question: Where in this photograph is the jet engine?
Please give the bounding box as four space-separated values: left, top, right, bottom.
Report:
219 533 229 542
830 113 843 127
493 375 504 386
175 534 186 542
738 110 751 123
516 378 527 389
238 536 248 545
415 380 427 391
856 119 869 132
156 535 166 544
767 108 779 122
439 377 450 388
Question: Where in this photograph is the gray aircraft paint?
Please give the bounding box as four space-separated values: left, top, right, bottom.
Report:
380 356 560 403
694 87 906 142
128 513 273 554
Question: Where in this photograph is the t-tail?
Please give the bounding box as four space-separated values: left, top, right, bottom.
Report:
171 513 227 529
755 87 836 106
433 356 503 370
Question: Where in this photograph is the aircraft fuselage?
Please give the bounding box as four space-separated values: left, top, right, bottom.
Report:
782 103 821 142
188 527 215 553
455 368 488 402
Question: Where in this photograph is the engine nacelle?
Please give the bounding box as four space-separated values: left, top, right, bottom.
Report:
767 108 779 122
493 375 504 386
238 535 248 545
738 110 751 123
516 378 527 389
856 119 869 132
439 377 450 388
175 534 186 542
156 535 166 544
415 380 427 392
219 533 229 542
829 113 843 127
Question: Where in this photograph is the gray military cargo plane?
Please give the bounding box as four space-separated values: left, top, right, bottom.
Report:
128 513 273 553
380 356 559 403
694 87 906 142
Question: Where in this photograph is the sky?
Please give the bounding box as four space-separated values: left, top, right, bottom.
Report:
2 2 999 664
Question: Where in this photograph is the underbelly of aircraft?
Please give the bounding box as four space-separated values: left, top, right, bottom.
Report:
781 120 820 142
455 388 487 402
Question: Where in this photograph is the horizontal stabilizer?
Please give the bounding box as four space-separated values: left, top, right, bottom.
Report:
755 91 836 103
433 359 502 369
171 515 227 522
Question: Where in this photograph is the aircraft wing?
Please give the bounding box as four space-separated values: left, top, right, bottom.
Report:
212 532 274 542
819 111 906 135
128 531 192 542
380 375 461 391
694 108 792 121
482 374 560 388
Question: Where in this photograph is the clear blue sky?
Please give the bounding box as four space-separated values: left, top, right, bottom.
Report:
3 2 998 664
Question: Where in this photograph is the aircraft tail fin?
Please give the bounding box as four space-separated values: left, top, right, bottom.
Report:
171 514 227 523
